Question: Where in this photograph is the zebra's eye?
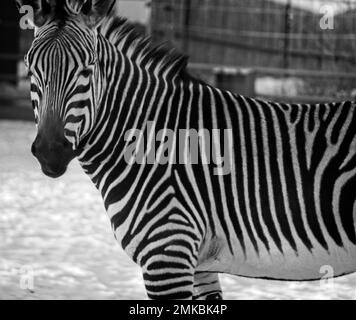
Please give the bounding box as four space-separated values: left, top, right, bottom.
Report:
79 67 94 78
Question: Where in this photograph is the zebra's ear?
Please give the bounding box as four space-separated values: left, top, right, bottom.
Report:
15 0 52 27
81 0 116 27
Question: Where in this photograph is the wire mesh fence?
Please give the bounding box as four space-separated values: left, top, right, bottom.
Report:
151 0 356 101
151 0 356 70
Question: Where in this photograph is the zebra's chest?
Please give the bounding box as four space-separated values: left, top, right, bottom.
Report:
108 194 200 264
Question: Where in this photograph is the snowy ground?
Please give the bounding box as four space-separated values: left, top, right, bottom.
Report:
1 120 356 300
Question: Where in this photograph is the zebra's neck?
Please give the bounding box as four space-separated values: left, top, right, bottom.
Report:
77 31 198 202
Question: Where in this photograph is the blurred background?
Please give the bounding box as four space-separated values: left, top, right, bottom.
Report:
1 0 356 300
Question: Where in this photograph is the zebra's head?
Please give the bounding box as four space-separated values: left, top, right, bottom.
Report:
16 0 115 178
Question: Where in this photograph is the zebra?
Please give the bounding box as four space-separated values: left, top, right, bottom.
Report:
16 0 356 300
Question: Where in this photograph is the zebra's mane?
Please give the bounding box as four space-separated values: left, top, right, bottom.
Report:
99 14 189 77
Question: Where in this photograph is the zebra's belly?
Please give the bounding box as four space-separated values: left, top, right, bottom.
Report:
197 237 356 280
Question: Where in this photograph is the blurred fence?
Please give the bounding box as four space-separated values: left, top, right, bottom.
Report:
0 42 32 121
152 0 356 102
0 1 33 121
151 0 356 71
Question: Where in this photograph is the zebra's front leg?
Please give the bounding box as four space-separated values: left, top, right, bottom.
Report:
142 256 197 300
193 272 223 300
142 265 195 300
140 235 200 300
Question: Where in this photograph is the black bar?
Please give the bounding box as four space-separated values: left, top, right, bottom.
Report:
283 0 292 69
182 0 191 54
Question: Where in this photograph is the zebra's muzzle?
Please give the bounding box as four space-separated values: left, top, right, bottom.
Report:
31 134 75 179
41 165 68 179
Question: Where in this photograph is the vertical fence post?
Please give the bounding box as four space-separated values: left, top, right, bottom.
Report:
182 0 191 55
319 33 324 70
169 0 175 44
283 0 292 69
145 0 152 37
